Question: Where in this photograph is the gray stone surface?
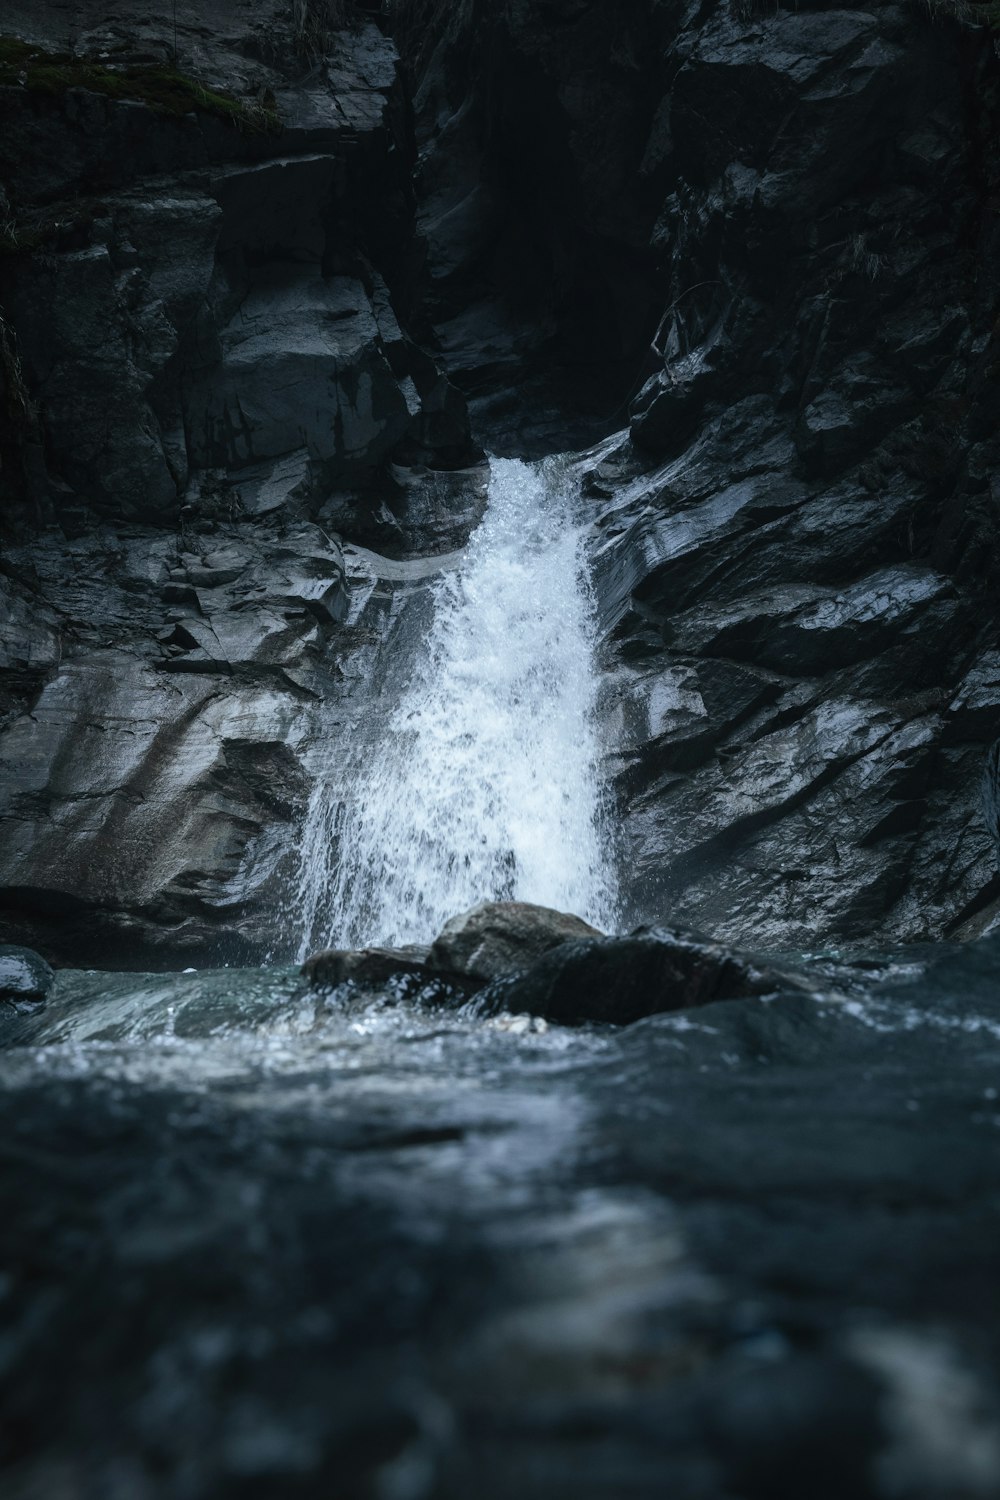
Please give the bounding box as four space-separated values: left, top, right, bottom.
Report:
0 944 53 1005
428 900 603 982
302 944 440 991
475 924 809 1027
0 519 346 962
4 0 1000 965
0 3 484 961
0 0 479 505
393 0 1000 952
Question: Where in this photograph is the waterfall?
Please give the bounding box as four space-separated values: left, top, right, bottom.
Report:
294 455 618 955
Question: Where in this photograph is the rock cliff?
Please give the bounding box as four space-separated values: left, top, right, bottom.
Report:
401 0 1000 947
0 0 484 962
2 0 1000 959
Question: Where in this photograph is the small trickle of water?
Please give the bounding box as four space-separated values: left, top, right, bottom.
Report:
295 456 618 954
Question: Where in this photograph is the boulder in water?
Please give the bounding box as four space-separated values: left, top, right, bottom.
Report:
427 901 603 983
475 925 807 1026
301 946 433 992
0 945 54 1009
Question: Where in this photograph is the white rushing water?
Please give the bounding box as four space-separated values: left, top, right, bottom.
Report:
295 455 618 954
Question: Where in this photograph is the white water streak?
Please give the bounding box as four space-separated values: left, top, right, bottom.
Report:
295 456 618 954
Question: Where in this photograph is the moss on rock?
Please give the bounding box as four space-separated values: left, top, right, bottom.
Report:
0 36 280 134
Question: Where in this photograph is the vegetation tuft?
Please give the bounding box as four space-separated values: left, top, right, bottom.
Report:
922 0 1000 28
0 202 100 259
293 0 351 60
0 305 39 441
0 36 280 134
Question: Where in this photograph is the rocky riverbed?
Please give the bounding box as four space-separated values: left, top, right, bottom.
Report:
3 933 1000 1498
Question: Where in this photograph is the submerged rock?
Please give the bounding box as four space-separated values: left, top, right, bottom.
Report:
0 945 54 1008
302 910 808 1030
475 925 806 1027
301 946 434 992
301 899 606 1000
428 900 603 983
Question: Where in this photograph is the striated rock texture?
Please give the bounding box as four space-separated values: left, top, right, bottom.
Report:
0 1 484 963
589 1 1000 947
3 0 1000 960
401 0 1000 946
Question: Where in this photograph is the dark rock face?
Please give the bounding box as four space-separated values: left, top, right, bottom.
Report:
0 523 343 964
0 16 476 519
0 3 485 964
581 3 1000 947
391 0 1000 949
397 0 667 452
427 899 603 981
3 0 1000 962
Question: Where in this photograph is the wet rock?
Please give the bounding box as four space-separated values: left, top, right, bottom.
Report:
630 349 722 456
477 925 804 1027
317 461 490 557
0 575 61 678
795 385 890 478
186 273 412 480
4 241 181 518
0 4 496 961
0 8 475 521
302 946 436 992
703 1353 884 1500
949 655 1000 745
0 944 53 1007
549 0 1000 946
400 0 666 449
983 740 1000 867
4 0 1000 966
666 566 954 679
233 451 312 519
0 512 357 963
428 901 603 984
0 646 315 965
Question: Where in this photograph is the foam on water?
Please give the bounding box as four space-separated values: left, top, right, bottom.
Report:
295 456 618 953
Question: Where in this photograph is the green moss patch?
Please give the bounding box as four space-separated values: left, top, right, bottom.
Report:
0 36 280 134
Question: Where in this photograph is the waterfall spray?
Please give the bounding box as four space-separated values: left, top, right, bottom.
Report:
294 456 617 955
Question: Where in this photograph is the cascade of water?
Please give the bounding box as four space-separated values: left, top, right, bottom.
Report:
294 455 618 955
